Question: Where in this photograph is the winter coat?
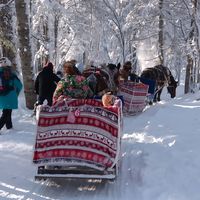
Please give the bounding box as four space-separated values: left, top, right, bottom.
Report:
34 66 60 98
0 67 23 109
53 75 93 104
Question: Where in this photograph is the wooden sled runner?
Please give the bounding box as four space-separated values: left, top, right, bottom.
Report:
33 99 122 180
118 81 149 115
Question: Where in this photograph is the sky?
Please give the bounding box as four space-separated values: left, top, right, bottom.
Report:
0 82 200 200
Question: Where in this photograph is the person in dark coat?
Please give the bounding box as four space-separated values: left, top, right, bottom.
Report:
34 62 60 106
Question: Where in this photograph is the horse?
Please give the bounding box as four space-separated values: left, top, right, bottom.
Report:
140 65 178 104
82 63 120 96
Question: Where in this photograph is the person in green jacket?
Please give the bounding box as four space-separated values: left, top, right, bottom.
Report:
0 57 23 131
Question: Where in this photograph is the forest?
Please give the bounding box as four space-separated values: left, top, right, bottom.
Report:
0 0 199 109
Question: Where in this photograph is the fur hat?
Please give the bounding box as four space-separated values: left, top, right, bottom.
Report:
63 61 76 75
0 57 11 67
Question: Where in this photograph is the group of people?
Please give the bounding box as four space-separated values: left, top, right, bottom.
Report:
34 60 94 109
34 59 137 107
0 57 136 131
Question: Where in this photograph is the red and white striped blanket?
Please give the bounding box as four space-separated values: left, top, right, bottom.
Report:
118 81 149 114
33 99 122 171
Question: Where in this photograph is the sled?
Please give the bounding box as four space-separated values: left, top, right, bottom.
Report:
118 81 149 115
33 99 122 180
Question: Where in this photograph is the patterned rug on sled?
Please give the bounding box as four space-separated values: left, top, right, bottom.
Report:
118 81 149 116
33 99 122 180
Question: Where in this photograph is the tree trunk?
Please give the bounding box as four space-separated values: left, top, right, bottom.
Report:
184 0 197 93
15 0 36 109
0 0 16 62
54 15 59 66
192 0 200 84
158 0 164 64
185 55 193 93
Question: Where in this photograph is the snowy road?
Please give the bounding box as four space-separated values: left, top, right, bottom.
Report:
1 91 200 200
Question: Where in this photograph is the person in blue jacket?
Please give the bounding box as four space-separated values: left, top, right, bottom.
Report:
0 57 23 131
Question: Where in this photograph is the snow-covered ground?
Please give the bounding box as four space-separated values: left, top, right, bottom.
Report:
0 84 200 200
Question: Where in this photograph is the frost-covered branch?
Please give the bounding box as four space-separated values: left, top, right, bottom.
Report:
0 0 14 9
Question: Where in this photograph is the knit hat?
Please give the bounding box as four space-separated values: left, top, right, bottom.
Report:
0 57 11 67
44 62 54 71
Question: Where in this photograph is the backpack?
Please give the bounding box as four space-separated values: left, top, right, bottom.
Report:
0 67 14 96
